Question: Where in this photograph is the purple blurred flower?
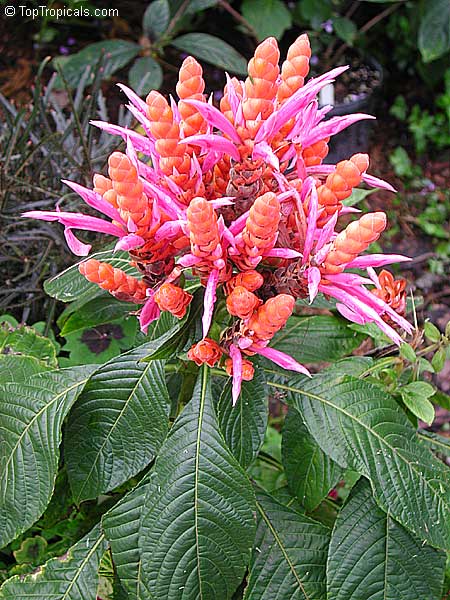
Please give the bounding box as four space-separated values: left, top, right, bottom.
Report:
59 46 69 55
322 19 333 34
310 55 319 66
67 37 76 45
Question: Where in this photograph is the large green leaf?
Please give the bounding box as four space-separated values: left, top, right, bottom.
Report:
44 249 139 303
0 366 95 548
53 40 141 89
282 408 343 511
171 34 248 74
217 369 268 469
241 0 292 41
139 366 256 599
327 479 446 600
269 371 450 549
65 346 169 502
418 0 450 62
0 523 107 599
0 324 57 367
103 475 153 600
272 315 364 363
244 490 330 600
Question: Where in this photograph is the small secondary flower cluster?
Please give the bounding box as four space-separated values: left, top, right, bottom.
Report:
26 35 411 403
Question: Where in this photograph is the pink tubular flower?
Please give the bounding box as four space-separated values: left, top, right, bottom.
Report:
25 33 411 404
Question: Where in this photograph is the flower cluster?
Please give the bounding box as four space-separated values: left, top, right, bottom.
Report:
26 35 412 403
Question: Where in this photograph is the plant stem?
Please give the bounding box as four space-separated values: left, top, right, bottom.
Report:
218 0 259 43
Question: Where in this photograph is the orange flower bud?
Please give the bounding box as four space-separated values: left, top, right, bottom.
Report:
277 34 311 104
225 357 255 381
187 338 223 367
154 282 192 319
79 259 147 304
186 197 221 260
323 212 387 274
243 37 280 134
236 192 280 269
176 56 206 138
223 270 264 295
226 285 262 320
317 153 369 224
247 294 295 341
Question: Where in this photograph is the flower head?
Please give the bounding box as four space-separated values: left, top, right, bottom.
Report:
25 34 411 403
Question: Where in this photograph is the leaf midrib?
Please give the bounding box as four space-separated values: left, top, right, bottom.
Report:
256 501 310 600
1 377 88 481
194 365 208 600
61 533 105 600
74 361 155 501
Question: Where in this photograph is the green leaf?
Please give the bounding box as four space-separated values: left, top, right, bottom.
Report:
269 371 450 549
143 0 170 39
272 315 363 363
296 0 332 28
418 430 450 458
171 33 248 74
139 366 256 598
400 342 417 362
60 296 137 337
400 382 436 424
432 347 446 372
128 56 163 96
0 324 57 368
343 187 377 206
243 489 330 600
65 346 169 502
418 0 450 62
53 40 141 89
0 354 51 385
327 478 446 600
424 320 442 342
0 366 95 548
217 368 268 469
184 0 218 13
333 16 357 45
0 523 107 599
103 475 153 600
282 408 343 511
241 0 292 41
44 249 139 303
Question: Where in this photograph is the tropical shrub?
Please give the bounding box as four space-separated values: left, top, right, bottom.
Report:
1 33 450 600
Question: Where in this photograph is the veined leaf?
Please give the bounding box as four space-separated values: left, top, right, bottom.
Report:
0 324 57 367
44 249 139 303
65 346 169 502
128 56 163 96
59 296 136 336
139 366 256 599
0 523 107 599
0 366 95 548
282 408 343 511
53 40 141 89
0 354 51 385
418 0 450 62
418 430 450 458
272 315 364 363
241 0 292 41
327 478 446 600
269 371 450 549
171 33 248 74
103 475 154 600
143 0 170 39
243 489 330 600
217 369 268 469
